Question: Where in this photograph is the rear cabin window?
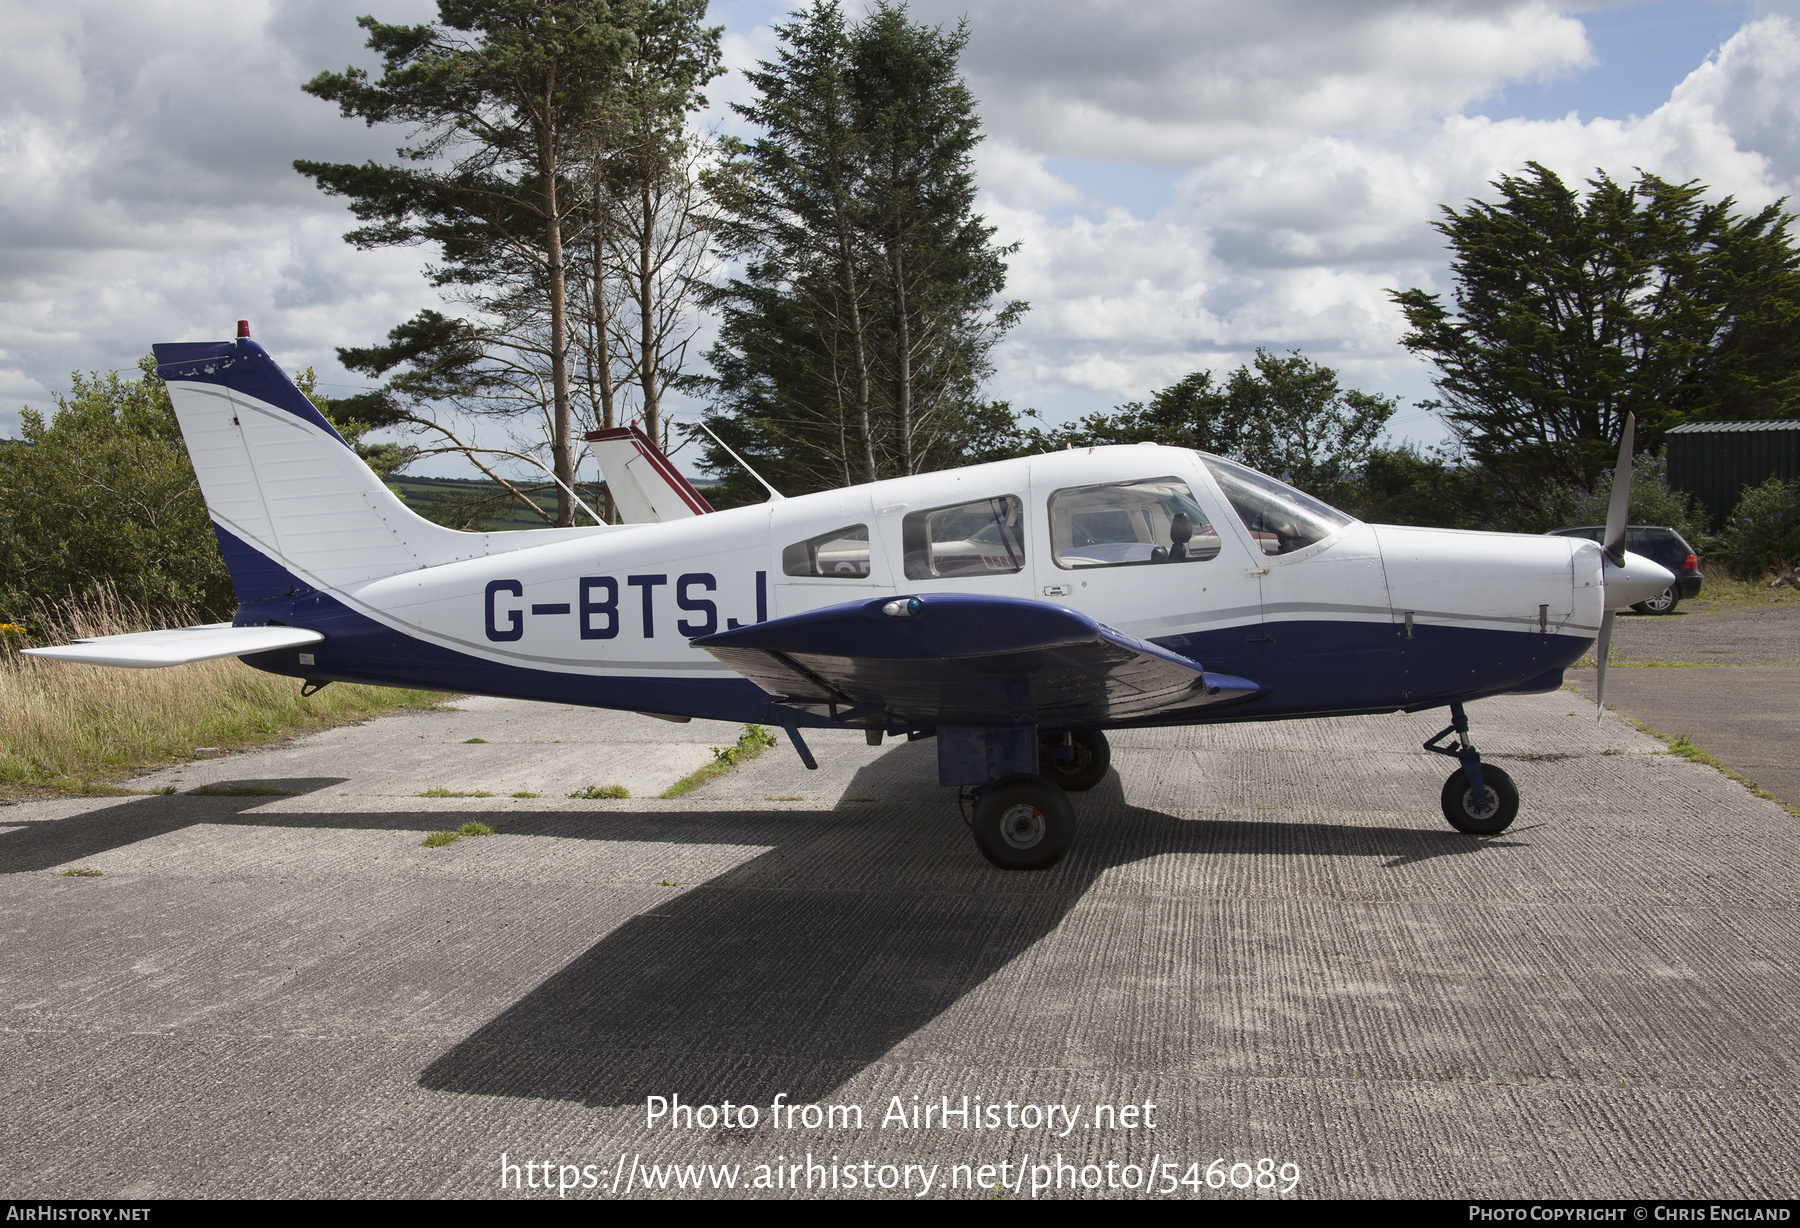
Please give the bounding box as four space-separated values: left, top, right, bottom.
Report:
1049 478 1221 569
783 524 871 578
902 496 1027 580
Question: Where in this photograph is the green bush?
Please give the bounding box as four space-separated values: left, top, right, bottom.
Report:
1 359 396 622
1713 477 1800 579
0 360 234 619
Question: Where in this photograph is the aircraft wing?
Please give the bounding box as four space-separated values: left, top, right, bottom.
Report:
22 623 323 669
693 593 1262 726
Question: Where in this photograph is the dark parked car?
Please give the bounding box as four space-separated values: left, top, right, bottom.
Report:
1547 525 1703 614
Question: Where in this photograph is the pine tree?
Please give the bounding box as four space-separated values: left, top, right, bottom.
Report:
296 1 635 525
701 0 1023 501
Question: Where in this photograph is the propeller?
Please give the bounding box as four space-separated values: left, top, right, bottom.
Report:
1591 412 1675 720
1594 412 1634 721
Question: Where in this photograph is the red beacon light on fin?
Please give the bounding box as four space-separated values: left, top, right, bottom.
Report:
237 320 251 339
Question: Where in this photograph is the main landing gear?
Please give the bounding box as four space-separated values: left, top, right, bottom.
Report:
1424 702 1519 835
946 728 1112 871
1038 729 1111 792
967 774 1076 871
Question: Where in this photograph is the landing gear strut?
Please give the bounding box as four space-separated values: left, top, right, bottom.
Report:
938 724 1078 870
1424 702 1519 835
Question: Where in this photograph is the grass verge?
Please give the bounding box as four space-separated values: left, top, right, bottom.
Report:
0 592 449 801
1613 712 1800 820
1683 570 1800 613
569 784 629 799
659 725 778 799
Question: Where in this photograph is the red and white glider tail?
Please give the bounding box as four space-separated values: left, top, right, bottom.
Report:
585 425 714 524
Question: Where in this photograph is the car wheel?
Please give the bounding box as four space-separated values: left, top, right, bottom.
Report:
1636 585 1679 615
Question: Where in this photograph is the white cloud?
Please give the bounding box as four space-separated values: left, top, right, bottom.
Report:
3 0 1797 462
979 11 1800 437
909 0 1594 162
0 0 440 434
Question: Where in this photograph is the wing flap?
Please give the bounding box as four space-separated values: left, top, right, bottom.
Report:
695 594 1261 725
22 623 323 669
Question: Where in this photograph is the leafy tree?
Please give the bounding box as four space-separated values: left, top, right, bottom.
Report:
0 361 232 619
589 1 723 453
297 0 637 525
1335 444 1499 530
1391 163 1800 501
0 361 378 621
1020 349 1396 500
701 0 1023 499
852 1 1022 475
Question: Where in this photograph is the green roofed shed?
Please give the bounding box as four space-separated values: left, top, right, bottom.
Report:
1664 420 1800 528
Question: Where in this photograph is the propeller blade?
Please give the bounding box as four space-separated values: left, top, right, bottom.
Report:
1602 412 1636 568
1594 609 1615 722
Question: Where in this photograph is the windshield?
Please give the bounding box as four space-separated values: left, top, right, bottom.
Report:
1201 455 1354 555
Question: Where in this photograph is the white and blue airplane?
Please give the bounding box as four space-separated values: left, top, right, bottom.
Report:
29 328 1675 870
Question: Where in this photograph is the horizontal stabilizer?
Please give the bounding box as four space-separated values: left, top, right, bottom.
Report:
585 425 714 523
694 593 1261 726
22 623 323 669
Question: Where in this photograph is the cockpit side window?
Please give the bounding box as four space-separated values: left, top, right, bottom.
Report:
782 524 871 578
902 495 1026 580
1049 477 1221 570
1200 455 1353 555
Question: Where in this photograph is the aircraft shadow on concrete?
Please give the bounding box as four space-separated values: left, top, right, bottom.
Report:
0 747 1521 1108
414 741 1522 1108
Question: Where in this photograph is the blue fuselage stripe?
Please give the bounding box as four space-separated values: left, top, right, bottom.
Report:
239 585 1587 728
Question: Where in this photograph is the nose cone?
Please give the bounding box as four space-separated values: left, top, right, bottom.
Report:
1605 550 1676 609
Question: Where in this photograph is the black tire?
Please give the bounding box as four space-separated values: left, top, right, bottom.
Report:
971 774 1075 871
1038 730 1111 792
1632 585 1679 615
1440 764 1519 835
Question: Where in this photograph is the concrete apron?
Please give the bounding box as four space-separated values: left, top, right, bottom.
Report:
1 692 1797 1198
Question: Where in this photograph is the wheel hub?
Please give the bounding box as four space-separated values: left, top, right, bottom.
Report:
999 803 1046 849
1461 786 1499 820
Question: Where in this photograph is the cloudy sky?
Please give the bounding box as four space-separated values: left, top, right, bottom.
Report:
4 0 1799 476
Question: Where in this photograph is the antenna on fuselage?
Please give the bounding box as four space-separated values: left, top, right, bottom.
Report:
694 420 785 502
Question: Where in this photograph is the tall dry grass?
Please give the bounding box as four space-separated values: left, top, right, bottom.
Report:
0 590 445 792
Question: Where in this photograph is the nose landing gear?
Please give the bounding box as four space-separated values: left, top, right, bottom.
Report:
1425 702 1519 835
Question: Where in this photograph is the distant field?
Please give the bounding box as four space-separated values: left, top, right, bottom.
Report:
386 475 599 531
385 474 723 530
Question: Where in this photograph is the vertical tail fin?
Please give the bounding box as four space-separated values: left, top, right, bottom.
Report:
156 336 465 601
